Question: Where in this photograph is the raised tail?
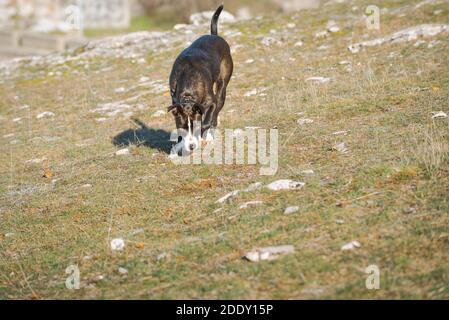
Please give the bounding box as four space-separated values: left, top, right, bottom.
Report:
211 4 224 35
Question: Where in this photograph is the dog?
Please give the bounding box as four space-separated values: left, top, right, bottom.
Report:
168 5 233 155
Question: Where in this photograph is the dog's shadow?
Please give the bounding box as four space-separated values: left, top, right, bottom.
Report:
112 118 173 154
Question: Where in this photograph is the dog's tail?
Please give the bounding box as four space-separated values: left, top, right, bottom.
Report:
211 4 224 36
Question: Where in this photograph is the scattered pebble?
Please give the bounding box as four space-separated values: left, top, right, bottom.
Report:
114 87 126 93
110 238 125 251
314 30 329 39
306 77 331 84
332 130 350 136
239 201 263 209
115 148 130 156
245 59 255 64
341 240 361 251
297 118 314 125
36 111 55 119
244 245 295 262
348 24 449 53
12 117 22 123
118 267 128 275
284 206 300 215
332 142 349 154
25 157 47 164
216 190 240 204
266 179 305 191
152 110 166 117
301 169 315 175
294 41 304 47
431 111 447 119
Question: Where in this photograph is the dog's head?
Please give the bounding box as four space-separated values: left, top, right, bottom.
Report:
168 101 204 154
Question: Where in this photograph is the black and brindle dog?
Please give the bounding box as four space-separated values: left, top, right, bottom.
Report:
168 5 233 153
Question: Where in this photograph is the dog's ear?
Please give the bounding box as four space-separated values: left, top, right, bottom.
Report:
193 104 204 115
168 104 181 115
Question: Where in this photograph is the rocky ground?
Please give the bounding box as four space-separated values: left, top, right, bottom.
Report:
0 0 448 299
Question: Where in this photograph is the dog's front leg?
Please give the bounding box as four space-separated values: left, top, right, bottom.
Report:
201 102 216 143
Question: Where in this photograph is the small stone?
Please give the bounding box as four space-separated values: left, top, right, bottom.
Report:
431 111 447 119
332 142 349 154
115 148 130 156
239 201 263 209
297 118 314 125
341 240 361 251
244 245 295 262
118 267 128 274
301 169 315 175
36 111 55 119
267 179 305 191
110 238 125 251
114 87 126 93
306 77 331 84
152 110 166 117
284 206 300 214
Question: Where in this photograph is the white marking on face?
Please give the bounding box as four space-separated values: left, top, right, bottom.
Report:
182 116 199 152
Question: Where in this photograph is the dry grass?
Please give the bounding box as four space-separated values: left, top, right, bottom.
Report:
0 0 449 299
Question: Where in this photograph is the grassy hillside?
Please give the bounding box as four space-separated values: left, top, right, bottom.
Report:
0 0 448 299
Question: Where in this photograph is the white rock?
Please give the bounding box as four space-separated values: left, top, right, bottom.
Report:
261 37 281 46
315 30 329 39
287 23 296 29
306 77 331 84
301 169 315 175
431 111 448 119
332 130 350 136
245 59 255 64
284 206 300 214
294 41 304 47
110 238 125 251
152 110 166 117
25 157 47 164
115 148 130 156
118 267 128 274
341 240 361 251
349 24 449 53
174 23 189 30
332 142 349 154
139 76 150 82
239 201 264 209
36 111 55 119
216 190 240 204
338 60 351 65
244 245 295 262
297 118 314 125
12 117 22 122
267 179 305 191
114 87 126 93
328 26 340 33
3 133 14 138
244 88 258 97
242 182 263 192
216 182 263 204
